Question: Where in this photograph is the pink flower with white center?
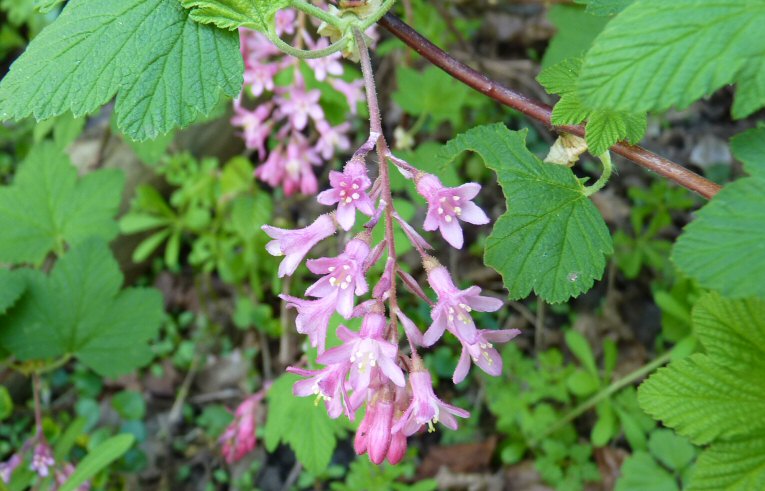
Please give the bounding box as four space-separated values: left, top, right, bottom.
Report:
277 87 324 130
355 389 395 464
452 329 521 384
55 463 91 490
280 292 338 353
231 100 272 157
415 173 490 249
317 159 375 230
30 442 54 478
305 238 371 317
288 363 351 419
315 120 351 160
318 312 405 393
243 62 278 97
329 78 365 114
306 39 345 81
219 393 264 464
282 138 321 196
392 363 470 436
422 257 504 346
262 213 337 277
0 453 21 483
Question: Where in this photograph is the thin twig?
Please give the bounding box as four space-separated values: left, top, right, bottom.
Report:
378 14 721 200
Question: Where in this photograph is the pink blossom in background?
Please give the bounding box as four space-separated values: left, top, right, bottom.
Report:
231 99 272 157
315 120 352 160
276 87 325 131
29 442 54 478
452 328 521 383
0 453 21 483
415 173 490 249
280 293 339 353
262 213 337 277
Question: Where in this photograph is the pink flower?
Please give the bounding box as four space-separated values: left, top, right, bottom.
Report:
329 78 365 114
306 38 344 81
288 364 351 419
280 292 338 353
392 365 469 436
243 62 278 97
315 120 351 160
30 442 54 478
355 390 395 464
452 329 521 383
220 393 264 463
0 453 21 483
262 213 337 277
317 312 405 393
305 238 371 317
415 173 490 249
317 159 375 230
276 87 324 130
231 100 272 157
423 257 504 346
274 9 296 36
281 138 321 196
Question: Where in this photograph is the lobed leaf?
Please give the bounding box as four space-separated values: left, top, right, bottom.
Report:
0 142 123 265
0 0 243 141
578 0 765 113
688 433 765 491
440 124 613 303
181 0 289 32
0 270 25 315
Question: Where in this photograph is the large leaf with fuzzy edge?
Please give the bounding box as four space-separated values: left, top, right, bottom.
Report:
181 0 289 32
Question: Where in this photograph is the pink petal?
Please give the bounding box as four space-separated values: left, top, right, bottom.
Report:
423 310 447 347
458 201 490 225
439 219 464 249
452 349 471 384
466 293 504 312
379 356 405 387
317 189 339 206
475 347 503 376
336 203 356 231
337 286 355 318
317 343 354 364
396 310 423 346
483 329 521 343
454 183 481 200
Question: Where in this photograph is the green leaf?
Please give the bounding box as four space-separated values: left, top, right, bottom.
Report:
0 386 12 420
564 330 597 375
648 429 695 472
0 0 243 141
538 57 646 155
440 124 613 303
181 0 289 32
693 293 765 371
573 0 635 16
730 126 765 177
542 5 609 69
577 0 765 112
59 434 135 491
393 66 474 127
615 451 679 491
264 373 343 474
732 62 765 119
639 353 765 445
33 0 64 13
111 391 147 420
687 432 765 491
0 240 165 377
0 142 123 265
0 270 25 315
672 176 765 299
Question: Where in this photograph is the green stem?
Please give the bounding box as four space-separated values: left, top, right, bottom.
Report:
289 0 343 27
584 151 613 197
531 348 674 446
267 28 349 59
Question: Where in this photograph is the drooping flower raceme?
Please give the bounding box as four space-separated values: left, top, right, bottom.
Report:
220 392 264 464
257 4 519 466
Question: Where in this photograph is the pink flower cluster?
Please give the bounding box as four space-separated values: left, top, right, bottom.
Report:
233 9 367 196
261 135 520 465
219 391 266 464
1 434 89 489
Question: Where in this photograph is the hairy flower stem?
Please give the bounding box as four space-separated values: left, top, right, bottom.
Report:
354 27 411 349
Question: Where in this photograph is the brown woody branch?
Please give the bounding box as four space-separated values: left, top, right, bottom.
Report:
378 14 721 200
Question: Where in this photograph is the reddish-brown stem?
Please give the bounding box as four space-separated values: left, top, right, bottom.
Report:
378 14 722 200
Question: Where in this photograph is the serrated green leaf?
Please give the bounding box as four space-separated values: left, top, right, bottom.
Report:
672 176 765 299
0 0 243 141
693 293 765 370
730 125 765 177
440 124 613 303
0 240 164 377
648 429 695 471
615 451 679 491
59 434 134 491
578 1 765 112
264 373 341 474
638 353 765 445
0 270 25 315
393 66 472 127
542 5 609 69
687 432 765 491
732 62 765 119
539 58 647 154
0 142 123 265
181 0 289 32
